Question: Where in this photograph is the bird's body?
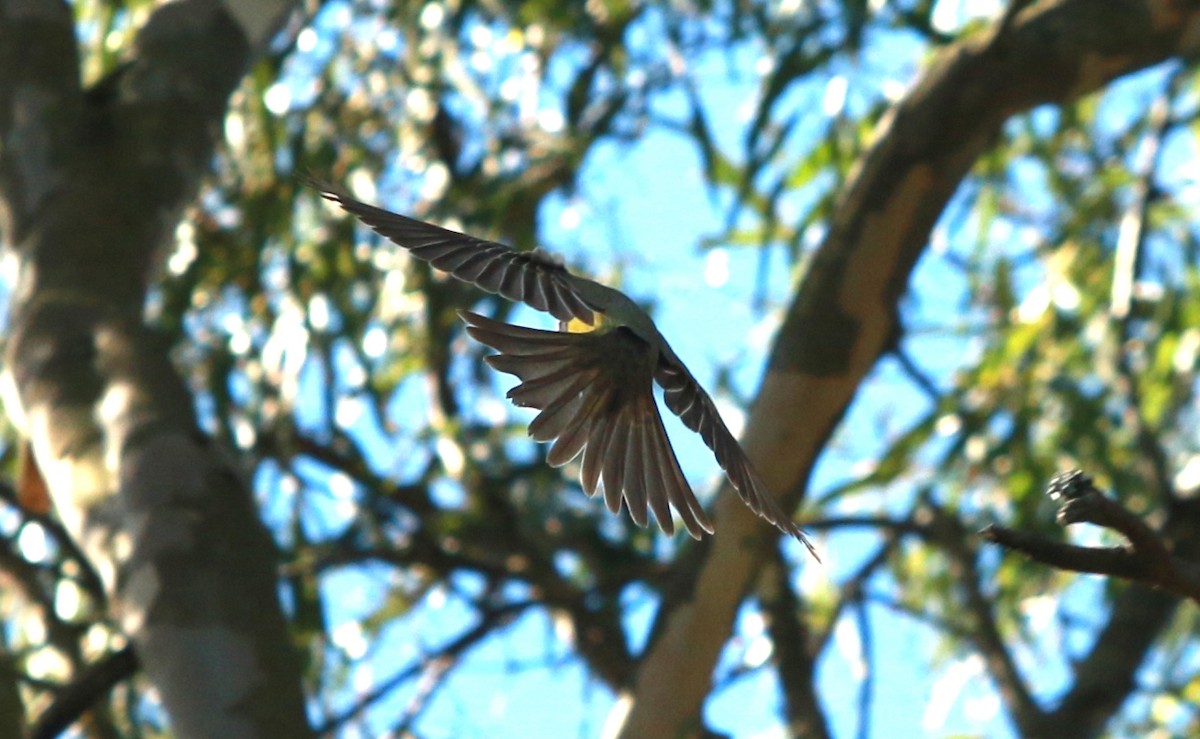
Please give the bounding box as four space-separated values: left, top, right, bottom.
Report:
313 181 816 557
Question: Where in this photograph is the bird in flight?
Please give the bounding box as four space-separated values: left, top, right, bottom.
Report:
313 181 816 557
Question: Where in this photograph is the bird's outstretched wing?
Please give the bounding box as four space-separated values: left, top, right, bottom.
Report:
461 310 715 539
313 182 595 325
311 179 815 555
655 356 819 558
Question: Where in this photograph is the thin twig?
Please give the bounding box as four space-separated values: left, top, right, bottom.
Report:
314 601 532 735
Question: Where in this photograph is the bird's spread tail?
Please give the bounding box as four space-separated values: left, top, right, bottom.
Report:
459 310 715 539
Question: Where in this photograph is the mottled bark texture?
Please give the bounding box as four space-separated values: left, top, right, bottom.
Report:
0 2 312 736
616 2 1200 737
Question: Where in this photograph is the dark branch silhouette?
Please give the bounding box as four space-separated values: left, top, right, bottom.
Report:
983 470 1200 603
29 647 139 739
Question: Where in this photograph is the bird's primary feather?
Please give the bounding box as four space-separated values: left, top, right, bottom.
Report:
654 356 818 556
313 183 594 325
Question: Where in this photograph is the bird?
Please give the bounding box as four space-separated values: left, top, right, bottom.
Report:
312 180 817 557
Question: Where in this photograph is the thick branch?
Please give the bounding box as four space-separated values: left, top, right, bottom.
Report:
1038 586 1178 737
0 1 81 239
0 2 312 736
620 2 1200 736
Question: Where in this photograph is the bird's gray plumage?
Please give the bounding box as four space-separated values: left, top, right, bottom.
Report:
313 181 817 557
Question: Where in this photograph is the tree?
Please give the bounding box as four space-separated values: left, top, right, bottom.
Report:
2 0 1200 737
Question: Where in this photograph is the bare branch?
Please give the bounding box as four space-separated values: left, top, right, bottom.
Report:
982 470 1200 602
1108 65 1193 505
314 601 532 735
760 549 830 739
927 505 1042 730
29 647 138 739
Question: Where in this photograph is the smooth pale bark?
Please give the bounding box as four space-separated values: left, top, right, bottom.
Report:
616 2 1200 737
0 1 311 736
